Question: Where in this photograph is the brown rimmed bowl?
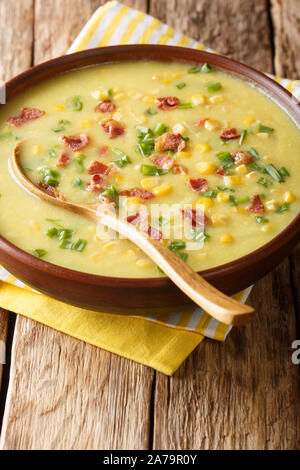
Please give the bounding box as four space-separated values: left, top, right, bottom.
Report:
0 45 299 314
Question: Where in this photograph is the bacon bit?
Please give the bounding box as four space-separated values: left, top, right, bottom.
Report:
195 118 208 127
61 134 90 151
152 154 174 170
220 128 240 140
120 188 155 200
87 174 105 192
38 181 64 200
101 118 125 139
99 145 109 156
55 152 70 167
232 150 253 165
95 100 116 113
154 132 186 153
88 160 111 175
181 208 209 228
155 96 179 111
7 107 45 127
172 164 188 175
216 167 226 176
188 178 209 192
249 194 265 213
127 213 162 240
100 194 115 205
147 226 163 240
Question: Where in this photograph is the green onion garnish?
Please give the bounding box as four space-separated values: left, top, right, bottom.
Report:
46 227 58 238
187 65 201 74
71 95 83 111
48 147 57 158
179 102 193 109
33 249 47 258
74 153 85 173
153 122 169 136
201 63 212 73
72 178 83 188
255 216 269 224
258 124 274 134
278 167 290 178
112 148 131 168
249 161 265 173
248 147 260 159
158 216 168 226
144 107 157 116
206 82 222 93
200 190 218 198
264 164 282 183
101 184 119 205
72 239 87 252
141 164 168 176
176 82 186 89
191 229 210 242
239 130 247 145
257 177 272 188
216 152 234 169
276 202 290 213
168 241 186 251
52 119 71 133
59 240 73 249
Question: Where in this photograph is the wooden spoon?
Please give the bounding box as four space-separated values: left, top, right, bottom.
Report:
10 141 254 325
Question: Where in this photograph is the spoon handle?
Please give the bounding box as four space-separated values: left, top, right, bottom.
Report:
98 210 254 326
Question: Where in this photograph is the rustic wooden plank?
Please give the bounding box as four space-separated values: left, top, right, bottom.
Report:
1 0 153 450
271 0 300 79
0 0 34 393
151 0 300 450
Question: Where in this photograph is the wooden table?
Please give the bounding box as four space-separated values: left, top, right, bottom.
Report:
0 0 299 450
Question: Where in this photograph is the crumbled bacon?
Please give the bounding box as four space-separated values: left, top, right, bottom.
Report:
195 118 208 127
99 194 115 205
152 154 174 170
87 174 105 192
127 213 162 240
181 208 209 228
220 128 240 140
155 96 179 111
61 134 90 151
38 181 64 200
172 164 188 175
7 107 45 127
249 194 265 213
55 152 70 167
147 226 163 241
187 178 209 192
88 160 111 175
99 145 109 156
120 188 155 200
95 100 116 113
101 118 125 139
216 167 226 176
232 150 253 165
127 212 149 226
154 132 186 153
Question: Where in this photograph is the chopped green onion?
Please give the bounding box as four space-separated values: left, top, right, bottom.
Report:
71 95 83 111
46 227 58 238
144 107 157 116
57 229 73 240
248 147 260 159
52 119 71 133
278 167 290 178
48 147 57 158
33 249 47 258
72 177 83 188
168 241 186 252
255 216 269 224
276 202 290 213
177 251 188 262
136 126 152 138
191 229 210 242
258 124 274 134
257 177 272 188
200 190 218 198
59 240 73 249
141 164 168 176
236 196 250 204
153 122 169 136
107 89 113 97
229 195 238 206
187 65 201 74
179 102 193 109
176 82 186 89
239 129 247 145
180 135 189 142
201 63 212 73
43 176 58 186
216 186 235 192
158 216 168 226
264 164 283 183
74 153 85 173
249 161 265 173
72 239 87 252
216 152 234 169
136 141 154 157
101 184 119 205
206 82 222 93
112 148 131 168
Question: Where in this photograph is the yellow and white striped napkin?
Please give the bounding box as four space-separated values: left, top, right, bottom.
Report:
1 0 296 374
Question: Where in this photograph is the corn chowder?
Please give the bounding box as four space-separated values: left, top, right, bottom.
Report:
0 61 299 278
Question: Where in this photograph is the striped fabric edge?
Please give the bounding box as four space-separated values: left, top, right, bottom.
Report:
68 1 300 100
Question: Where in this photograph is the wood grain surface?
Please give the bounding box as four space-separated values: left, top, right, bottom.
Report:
0 0 300 450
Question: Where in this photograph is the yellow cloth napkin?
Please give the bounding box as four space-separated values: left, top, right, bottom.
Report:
1 0 295 375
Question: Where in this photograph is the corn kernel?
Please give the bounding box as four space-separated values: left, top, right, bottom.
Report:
197 197 214 210
33 145 43 155
141 176 160 190
243 115 256 125
217 192 230 203
28 220 40 231
161 78 171 84
256 132 269 139
53 104 66 111
172 72 182 78
284 191 296 203
124 197 143 206
245 171 257 180
173 123 185 134
114 93 125 101
211 214 230 225
79 119 93 129
194 142 211 153
265 199 279 211
237 207 247 214
192 94 206 106
136 258 153 269
235 164 248 175
177 151 191 159
223 175 243 187
209 95 225 104
261 224 274 233
91 90 107 100
102 241 119 251
142 96 156 104
204 119 221 131
153 183 173 197
196 161 217 175
220 233 233 243
124 249 136 258
115 174 124 184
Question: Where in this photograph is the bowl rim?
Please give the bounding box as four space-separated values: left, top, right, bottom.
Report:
0 44 299 289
